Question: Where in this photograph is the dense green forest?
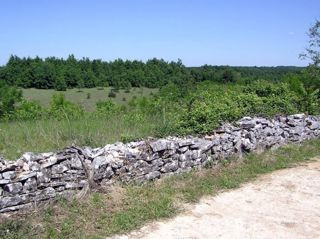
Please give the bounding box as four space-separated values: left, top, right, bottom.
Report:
0 55 303 90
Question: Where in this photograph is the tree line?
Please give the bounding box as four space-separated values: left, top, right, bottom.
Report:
0 55 303 91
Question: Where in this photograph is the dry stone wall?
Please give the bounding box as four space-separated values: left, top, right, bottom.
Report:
1 114 320 214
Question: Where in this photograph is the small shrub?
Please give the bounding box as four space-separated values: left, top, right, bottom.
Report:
95 100 121 117
108 91 116 98
0 82 22 118
13 100 45 120
49 93 84 120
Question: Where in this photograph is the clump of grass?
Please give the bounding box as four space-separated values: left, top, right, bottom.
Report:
1 139 320 238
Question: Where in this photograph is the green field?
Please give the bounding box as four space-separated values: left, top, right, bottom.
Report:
22 87 158 111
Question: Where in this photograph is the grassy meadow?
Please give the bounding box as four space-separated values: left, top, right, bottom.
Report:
0 87 159 160
22 87 158 111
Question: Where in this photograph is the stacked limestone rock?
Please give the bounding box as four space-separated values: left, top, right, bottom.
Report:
0 114 319 214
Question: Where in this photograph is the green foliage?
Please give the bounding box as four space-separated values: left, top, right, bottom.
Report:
54 74 67 91
159 82 182 102
300 19 320 67
176 81 304 134
0 55 303 91
220 69 238 83
108 91 116 98
48 93 84 120
0 81 22 118
178 90 243 134
96 99 122 117
12 100 44 120
120 134 137 143
284 74 320 114
300 66 320 92
243 81 301 115
299 20 320 102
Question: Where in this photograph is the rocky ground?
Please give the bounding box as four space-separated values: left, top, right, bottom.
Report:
1 114 319 215
112 158 320 239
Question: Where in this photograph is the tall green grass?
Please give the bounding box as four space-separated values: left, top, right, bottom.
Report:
0 114 163 160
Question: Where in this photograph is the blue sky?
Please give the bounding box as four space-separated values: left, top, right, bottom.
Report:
0 0 319 66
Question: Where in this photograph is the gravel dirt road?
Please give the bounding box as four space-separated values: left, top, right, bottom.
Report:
112 158 320 239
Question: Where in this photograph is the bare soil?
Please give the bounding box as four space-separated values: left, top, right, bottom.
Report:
112 158 320 239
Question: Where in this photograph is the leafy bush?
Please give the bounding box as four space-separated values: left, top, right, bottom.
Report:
0 82 22 118
108 91 116 98
54 75 67 91
243 81 301 116
95 100 122 117
284 74 320 115
48 93 84 120
12 100 45 120
176 81 304 134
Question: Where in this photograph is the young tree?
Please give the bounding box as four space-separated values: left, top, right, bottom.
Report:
300 20 320 91
300 20 320 66
54 74 67 91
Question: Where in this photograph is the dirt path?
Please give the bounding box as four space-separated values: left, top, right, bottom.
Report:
112 158 320 239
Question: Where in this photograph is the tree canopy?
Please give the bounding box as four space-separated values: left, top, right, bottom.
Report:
0 55 303 91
